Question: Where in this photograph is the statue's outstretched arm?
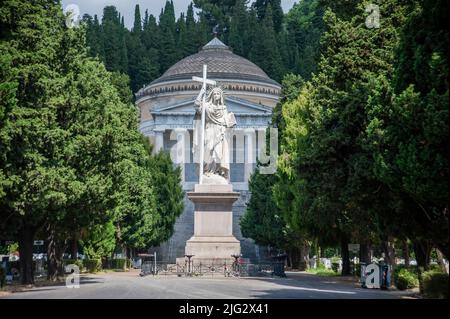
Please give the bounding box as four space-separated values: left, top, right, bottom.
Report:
194 87 206 112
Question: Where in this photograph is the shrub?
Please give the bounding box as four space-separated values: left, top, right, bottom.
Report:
83 259 102 273
394 268 419 290
111 258 126 270
331 257 340 273
428 264 444 272
421 270 449 299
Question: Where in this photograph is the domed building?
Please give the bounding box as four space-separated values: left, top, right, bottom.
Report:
135 37 281 262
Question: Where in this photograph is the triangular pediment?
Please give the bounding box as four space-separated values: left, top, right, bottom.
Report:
152 96 272 115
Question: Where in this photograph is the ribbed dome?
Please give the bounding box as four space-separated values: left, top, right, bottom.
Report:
150 38 279 86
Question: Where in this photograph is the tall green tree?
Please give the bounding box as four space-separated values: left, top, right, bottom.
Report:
366 0 449 260
184 3 200 55
127 4 157 92
275 0 415 274
159 1 179 73
101 6 128 73
0 0 182 283
249 4 284 82
241 168 286 249
193 0 237 41
252 0 283 33
228 0 250 57
0 0 80 284
285 0 325 79
147 150 184 246
83 14 105 62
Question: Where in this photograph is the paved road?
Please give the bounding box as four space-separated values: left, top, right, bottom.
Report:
2 270 417 299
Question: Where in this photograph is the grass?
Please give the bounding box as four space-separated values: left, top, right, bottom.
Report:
306 267 338 276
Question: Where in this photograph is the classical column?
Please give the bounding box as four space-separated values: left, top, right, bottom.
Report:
244 128 256 183
154 129 164 153
171 128 189 183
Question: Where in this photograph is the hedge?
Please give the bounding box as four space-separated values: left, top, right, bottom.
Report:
421 270 449 299
110 258 126 270
83 259 102 273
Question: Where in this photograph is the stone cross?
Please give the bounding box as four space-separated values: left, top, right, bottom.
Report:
192 64 216 184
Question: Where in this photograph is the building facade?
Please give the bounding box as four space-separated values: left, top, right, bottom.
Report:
135 38 281 262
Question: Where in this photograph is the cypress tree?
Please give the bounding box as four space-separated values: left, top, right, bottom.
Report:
253 0 283 33
142 14 159 50
195 11 211 48
141 13 161 82
249 4 284 81
132 4 142 34
245 7 258 59
101 6 124 71
176 13 187 58
159 1 178 73
285 0 325 79
228 0 249 57
184 3 199 55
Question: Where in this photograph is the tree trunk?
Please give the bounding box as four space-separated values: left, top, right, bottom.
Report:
413 239 432 271
18 224 35 285
47 224 58 281
290 247 300 269
46 224 67 281
359 242 371 264
435 249 448 274
340 235 351 275
314 239 322 268
70 237 78 259
287 251 292 269
402 240 410 267
302 242 310 271
382 238 396 271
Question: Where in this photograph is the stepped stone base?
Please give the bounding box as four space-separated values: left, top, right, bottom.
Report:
185 236 240 259
180 184 241 262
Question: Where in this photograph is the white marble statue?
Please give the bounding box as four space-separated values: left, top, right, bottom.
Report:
193 86 236 183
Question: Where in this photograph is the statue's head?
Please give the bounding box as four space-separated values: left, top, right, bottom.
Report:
208 87 224 105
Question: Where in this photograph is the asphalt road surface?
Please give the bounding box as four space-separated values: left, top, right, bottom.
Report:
2 270 418 299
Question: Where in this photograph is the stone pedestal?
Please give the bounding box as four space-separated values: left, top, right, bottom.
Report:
182 184 241 263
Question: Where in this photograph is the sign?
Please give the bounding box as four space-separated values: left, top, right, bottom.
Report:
361 263 391 289
33 240 44 246
348 244 360 252
65 264 80 288
364 263 380 288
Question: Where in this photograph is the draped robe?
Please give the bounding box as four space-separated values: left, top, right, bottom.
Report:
193 98 236 180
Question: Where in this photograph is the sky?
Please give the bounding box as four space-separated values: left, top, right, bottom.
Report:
61 0 298 29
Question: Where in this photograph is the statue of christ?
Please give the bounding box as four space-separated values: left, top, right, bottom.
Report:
193 86 236 183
